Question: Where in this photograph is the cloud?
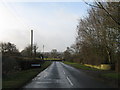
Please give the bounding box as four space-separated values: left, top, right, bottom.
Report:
0 4 30 50
0 0 96 3
0 2 80 52
27 7 79 52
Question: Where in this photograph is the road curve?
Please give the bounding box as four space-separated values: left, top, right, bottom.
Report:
23 61 112 89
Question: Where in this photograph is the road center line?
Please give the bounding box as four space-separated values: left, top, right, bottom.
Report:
66 77 73 86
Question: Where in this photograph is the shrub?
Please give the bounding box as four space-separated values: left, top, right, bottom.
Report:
2 55 45 78
2 56 19 77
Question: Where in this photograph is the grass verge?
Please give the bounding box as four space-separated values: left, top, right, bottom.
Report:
2 61 52 89
101 73 120 80
63 61 99 71
63 61 120 80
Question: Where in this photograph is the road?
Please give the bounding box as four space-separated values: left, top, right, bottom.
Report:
23 61 112 89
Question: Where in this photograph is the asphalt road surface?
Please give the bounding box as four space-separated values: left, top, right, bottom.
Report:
23 61 112 89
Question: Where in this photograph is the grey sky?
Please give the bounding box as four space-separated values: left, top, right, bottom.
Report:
0 1 89 52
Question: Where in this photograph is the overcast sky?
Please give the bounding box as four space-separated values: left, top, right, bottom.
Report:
0 0 90 52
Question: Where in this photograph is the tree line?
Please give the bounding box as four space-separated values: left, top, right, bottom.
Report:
0 41 64 77
63 2 119 71
0 42 63 58
0 42 45 77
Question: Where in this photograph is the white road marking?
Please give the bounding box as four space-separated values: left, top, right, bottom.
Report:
67 77 73 86
44 72 48 77
38 77 42 79
63 70 65 75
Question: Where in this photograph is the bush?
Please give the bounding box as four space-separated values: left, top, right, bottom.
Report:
2 55 45 78
15 57 44 70
2 56 19 77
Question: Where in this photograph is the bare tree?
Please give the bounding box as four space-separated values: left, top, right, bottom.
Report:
0 42 19 56
73 1 119 66
21 45 32 57
50 49 58 58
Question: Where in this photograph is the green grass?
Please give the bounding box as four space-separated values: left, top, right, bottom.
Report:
63 61 120 80
101 73 120 80
2 61 52 88
63 61 100 71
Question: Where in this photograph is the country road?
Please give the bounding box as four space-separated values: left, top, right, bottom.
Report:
23 61 112 89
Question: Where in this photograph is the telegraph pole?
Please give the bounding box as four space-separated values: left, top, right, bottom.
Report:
31 30 33 57
43 45 44 54
42 45 44 60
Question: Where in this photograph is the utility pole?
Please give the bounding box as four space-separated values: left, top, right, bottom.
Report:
42 45 44 60
31 30 33 57
34 45 37 58
43 45 44 54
